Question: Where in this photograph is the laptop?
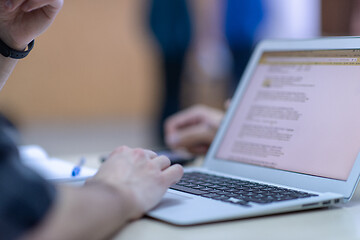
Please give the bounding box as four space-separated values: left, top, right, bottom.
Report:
148 37 360 225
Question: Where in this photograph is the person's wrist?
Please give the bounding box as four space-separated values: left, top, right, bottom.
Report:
0 34 28 51
6 41 28 52
84 179 143 221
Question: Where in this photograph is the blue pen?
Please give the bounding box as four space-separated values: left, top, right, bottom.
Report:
71 157 86 177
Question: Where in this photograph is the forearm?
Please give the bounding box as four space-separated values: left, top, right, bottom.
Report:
22 183 138 240
0 55 17 90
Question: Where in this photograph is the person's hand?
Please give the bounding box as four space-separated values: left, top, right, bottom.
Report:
165 105 224 155
0 0 63 50
87 146 183 219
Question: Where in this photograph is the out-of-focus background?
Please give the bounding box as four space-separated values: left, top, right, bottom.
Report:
0 0 359 155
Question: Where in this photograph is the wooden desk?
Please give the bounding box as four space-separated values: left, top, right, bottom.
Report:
61 153 360 240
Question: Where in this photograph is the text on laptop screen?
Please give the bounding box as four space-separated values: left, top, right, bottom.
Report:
216 49 360 181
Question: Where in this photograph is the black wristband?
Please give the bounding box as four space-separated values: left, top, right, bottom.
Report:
0 39 34 59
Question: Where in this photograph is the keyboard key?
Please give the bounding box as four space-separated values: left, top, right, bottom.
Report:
170 184 207 195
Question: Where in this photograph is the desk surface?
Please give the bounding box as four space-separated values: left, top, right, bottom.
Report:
61 153 360 240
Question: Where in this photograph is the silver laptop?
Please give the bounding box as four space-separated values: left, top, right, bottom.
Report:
148 37 360 225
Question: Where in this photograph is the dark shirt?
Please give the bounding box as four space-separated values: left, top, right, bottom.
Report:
0 116 55 240
149 0 192 58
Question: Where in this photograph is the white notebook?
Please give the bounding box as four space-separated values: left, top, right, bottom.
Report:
19 145 97 182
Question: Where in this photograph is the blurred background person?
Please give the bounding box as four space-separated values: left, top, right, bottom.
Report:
148 0 192 146
164 0 322 155
147 0 263 146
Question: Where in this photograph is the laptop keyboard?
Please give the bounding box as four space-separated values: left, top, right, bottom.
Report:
170 172 318 207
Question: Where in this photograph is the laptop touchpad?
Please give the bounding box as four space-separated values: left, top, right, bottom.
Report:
155 192 192 209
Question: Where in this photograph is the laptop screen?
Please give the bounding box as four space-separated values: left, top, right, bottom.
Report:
216 49 360 181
